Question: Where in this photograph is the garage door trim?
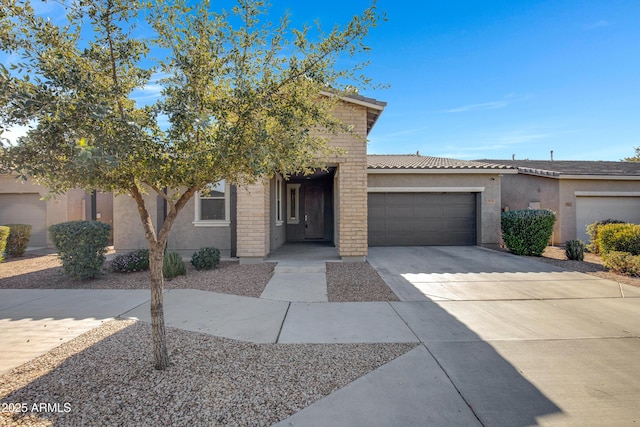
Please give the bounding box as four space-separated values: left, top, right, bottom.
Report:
575 191 640 197
368 186 485 193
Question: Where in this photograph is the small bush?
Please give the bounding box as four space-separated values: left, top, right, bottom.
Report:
565 239 585 261
0 226 9 263
111 249 150 273
501 209 557 256
596 223 640 256
586 219 626 253
191 247 220 271
4 224 32 257
48 220 111 279
602 251 640 276
163 252 186 279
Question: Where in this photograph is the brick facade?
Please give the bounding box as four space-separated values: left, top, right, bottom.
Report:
236 178 270 262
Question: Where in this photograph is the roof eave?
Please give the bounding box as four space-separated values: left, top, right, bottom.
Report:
367 168 518 174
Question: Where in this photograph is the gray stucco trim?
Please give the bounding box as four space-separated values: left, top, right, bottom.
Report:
368 169 517 175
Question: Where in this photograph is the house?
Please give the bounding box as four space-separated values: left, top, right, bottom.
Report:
113 95 523 261
0 175 113 247
481 160 640 244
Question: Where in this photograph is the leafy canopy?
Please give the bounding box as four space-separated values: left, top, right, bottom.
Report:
0 0 384 197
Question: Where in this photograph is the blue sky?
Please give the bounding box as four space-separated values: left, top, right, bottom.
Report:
3 0 640 161
286 0 640 161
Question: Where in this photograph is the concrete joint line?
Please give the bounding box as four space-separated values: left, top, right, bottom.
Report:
618 282 625 298
421 342 486 427
275 302 292 343
387 302 422 343
117 294 153 319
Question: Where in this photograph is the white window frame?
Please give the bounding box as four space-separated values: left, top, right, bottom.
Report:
275 175 284 226
287 184 301 224
194 180 231 227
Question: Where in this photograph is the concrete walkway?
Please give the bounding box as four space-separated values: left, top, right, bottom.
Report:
2 245 640 426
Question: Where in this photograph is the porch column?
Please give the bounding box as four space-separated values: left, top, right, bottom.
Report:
236 178 270 263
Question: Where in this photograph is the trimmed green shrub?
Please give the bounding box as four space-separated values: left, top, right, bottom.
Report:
4 224 32 257
596 223 640 256
163 252 186 279
48 220 111 279
586 219 626 253
0 226 9 263
191 247 220 271
602 251 640 276
111 249 150 273
565 239 585 261
501 209 557 256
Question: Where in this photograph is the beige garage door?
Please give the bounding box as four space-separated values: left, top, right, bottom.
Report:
0 194 47 247
576 196 640 243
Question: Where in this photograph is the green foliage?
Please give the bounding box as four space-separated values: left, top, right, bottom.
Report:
0 226 9 262
602 251 640 276
596 223 640 256
585 219 626 254
48 220 111 279
624 147 640 162
501 209 557 256
4 224 32 257
163 252 186 279
565 239 585 261
191 247 221 271
111 249 150 273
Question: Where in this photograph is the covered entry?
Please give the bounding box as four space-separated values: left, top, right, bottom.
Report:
368 192 477 246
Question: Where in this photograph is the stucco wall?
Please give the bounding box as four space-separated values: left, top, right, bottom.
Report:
367 172 504 247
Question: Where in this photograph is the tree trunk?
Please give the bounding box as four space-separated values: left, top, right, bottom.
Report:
149 242 169 370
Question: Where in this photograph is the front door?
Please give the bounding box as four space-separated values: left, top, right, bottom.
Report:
304 185 324 239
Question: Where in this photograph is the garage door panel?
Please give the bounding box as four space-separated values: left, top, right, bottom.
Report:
0 194 47 247
368 192 477 246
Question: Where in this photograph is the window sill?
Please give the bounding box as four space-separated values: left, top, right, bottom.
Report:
287 219 300 225
276 221 284 227
193 221 231 227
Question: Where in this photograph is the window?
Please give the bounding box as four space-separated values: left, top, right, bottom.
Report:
275 175 283 225
194 180 230 226
287 184 301 224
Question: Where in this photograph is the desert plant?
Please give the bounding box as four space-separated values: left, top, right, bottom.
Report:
565 239 585 261
191 247 221 271
501 209 557 256
586 219 626 253
602 251 640 276
596 223 640 256
4 224 32 257
0 226 9 262
48 220 111 279
163 252 186 279
111 249 150 273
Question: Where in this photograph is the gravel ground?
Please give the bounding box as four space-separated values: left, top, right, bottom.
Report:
0 319 415 426
523 246 640 288
326 262 399 302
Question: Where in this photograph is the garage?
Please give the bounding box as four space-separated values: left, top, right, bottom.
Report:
368 192 477 246
0 194 48 247
575 195 640 243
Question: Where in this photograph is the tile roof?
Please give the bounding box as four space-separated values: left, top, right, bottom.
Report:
478 160 640 177
367 154 514 170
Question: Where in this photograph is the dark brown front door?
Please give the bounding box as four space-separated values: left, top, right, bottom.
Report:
304 186 324 239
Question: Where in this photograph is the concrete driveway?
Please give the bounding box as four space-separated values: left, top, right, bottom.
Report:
363 246 640 426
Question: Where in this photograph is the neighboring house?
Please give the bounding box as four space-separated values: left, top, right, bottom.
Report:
0 174 113 247
480 160 640 244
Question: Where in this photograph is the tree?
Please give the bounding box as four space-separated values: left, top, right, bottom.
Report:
624 147 640 162
0 0 383 369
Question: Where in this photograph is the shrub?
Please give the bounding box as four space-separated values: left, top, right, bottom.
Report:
602 251 640 276
501 209 557 256
596 223 640 256
586 219 626 253
111 249 150 273
163 252 186 279
565 239 585 261
4 224 32 257
0 226 9 263
191 247 220 271
48 220 111 279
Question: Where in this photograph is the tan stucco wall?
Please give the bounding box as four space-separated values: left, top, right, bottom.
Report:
113 191 158 252
367 172 504 247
